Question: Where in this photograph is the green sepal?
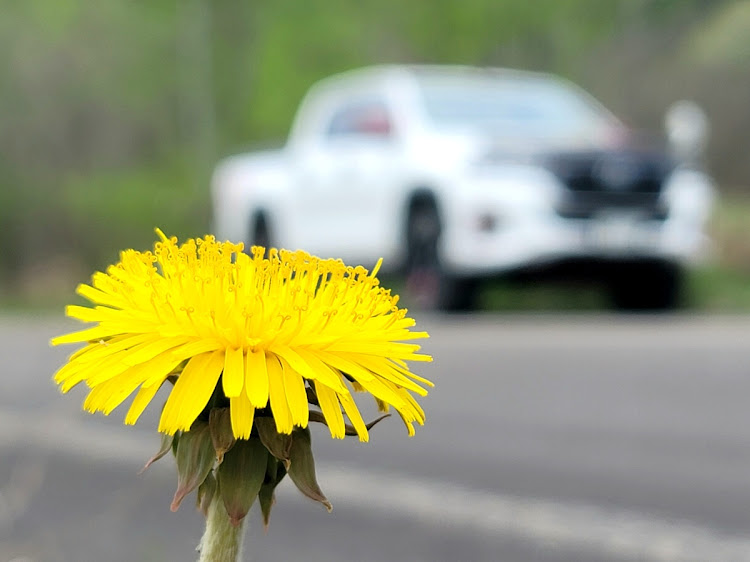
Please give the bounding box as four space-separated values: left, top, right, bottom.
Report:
255 417 292 468
258 455 287 531
356 413 391 435
217 437 268 527
170 422 215 512
308 409 391 436
305 385 319 406
287 426 332 512
209 408 236 464
197 469 217 516
139 432 174 474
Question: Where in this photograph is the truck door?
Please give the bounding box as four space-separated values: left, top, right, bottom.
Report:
295 98 398 265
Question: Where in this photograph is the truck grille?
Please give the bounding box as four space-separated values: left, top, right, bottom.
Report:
544 150 672 220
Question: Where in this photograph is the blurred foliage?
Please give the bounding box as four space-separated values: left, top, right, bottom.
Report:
1 0 749 305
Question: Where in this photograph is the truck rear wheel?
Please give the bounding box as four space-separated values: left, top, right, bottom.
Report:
607 261 683 311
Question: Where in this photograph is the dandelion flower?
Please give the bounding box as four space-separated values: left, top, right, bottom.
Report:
51 230 432 441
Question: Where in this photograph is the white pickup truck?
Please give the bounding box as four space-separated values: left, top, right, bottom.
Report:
211 65 714 310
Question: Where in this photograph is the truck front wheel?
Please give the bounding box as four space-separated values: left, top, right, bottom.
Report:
404 200 477 312
249 214 272 255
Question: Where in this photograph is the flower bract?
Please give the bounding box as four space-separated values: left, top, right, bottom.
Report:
52 230 432 441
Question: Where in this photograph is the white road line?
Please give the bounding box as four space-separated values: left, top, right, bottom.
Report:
310 468 750 562
4 411 750 561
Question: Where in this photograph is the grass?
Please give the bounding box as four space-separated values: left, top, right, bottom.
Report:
685 265 750 311
674 191 750 312
480 280 608 312
476 265 750 313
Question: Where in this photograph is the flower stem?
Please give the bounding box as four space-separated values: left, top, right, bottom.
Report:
197 493 247 562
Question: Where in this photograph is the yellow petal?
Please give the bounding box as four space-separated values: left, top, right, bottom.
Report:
266 353 292 434
314 350 375 382
67 341 100 362
398 384 426 424
83 365 145 415
140 351 185 388
50 326 122 346
65 304 105 323
346 353 429 396
66 333 152 366
61 353 133 392
229 393 255 439
338 390 368 442
316 352 413 411
158 350 224 434
386 358 435 387
76 283 128 308
314 381 345 439
395 408 416 436
118 336 193 367
324 340 423 358
278 356 309 427
222 347 245 397
53 359 86 388
375 397 390 413
277 346 347 393
125 380 164 425
170 339 223 361
245 348 269 408
82 382 115 414
102 367 154 414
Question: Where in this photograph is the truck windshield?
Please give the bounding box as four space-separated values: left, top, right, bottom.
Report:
417 73 615 143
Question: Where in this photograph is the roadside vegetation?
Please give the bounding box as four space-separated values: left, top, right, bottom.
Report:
1 1 749 312
688 194 750 311
9 193 748 313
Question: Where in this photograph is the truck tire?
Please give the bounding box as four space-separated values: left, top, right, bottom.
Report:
250 214 272 255
404 199 477 312
607 261 683 311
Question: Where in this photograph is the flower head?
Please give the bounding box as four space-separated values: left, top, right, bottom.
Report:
52 230 432 441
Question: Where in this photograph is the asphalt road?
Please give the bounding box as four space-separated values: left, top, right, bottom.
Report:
2 313 750 561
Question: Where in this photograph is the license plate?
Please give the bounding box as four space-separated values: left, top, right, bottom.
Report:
584 215 653 252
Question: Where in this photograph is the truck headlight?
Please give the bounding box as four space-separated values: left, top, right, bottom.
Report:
662 168 715 225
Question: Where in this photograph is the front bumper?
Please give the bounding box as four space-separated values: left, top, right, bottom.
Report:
441 211 710 278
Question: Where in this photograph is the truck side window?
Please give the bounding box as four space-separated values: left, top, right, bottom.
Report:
326 100 393 139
